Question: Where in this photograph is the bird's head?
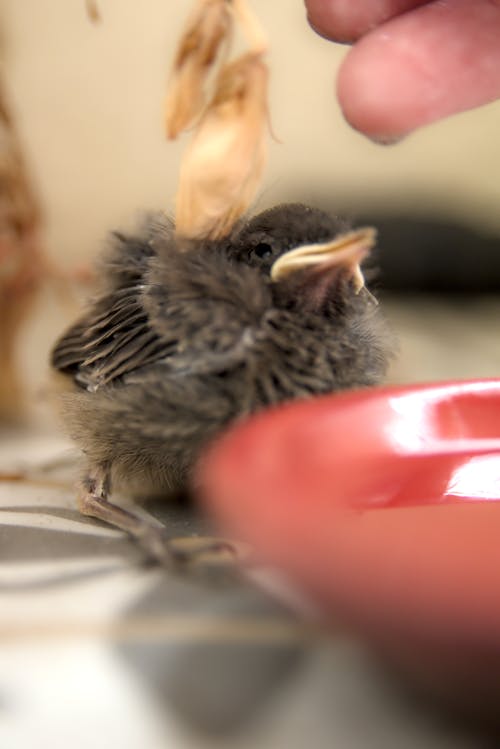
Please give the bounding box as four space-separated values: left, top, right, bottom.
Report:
229 203 376 312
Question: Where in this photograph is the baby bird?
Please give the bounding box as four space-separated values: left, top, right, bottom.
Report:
51 203 392 563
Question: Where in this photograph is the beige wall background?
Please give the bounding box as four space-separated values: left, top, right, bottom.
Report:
3 0 500 269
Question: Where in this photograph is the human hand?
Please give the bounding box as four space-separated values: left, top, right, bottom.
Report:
304 0 500 141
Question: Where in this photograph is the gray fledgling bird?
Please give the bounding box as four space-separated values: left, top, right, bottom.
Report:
51 203 392 563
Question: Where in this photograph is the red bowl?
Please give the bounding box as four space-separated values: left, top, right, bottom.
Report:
198 380 500 717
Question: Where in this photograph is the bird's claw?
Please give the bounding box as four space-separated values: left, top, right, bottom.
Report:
135 526 251 572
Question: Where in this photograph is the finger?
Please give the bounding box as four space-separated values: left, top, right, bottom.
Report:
305 0 431 43
336 0 500 140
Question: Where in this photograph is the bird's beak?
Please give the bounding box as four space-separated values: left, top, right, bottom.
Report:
270 227 377 292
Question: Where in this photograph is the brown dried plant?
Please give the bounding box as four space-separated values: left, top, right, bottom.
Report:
0 81 45 422
85 0 101 23
0 80 91 423
175 51 268 239
166 0 270 240
165 0 233 140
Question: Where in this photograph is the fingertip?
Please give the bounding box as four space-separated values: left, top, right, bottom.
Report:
305 2 359 44
336 44 414 141
336 0 500 141
304 0 432 45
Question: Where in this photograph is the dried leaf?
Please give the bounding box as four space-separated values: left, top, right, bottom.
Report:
174 51 269 240
85 0 101 23
230 0 267 53
165 0 233 140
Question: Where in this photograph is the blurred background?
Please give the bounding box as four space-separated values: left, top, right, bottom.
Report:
4 0 500 251
1 0 500 424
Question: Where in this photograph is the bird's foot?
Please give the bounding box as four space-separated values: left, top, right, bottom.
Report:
78 468 250 575
136 525 251 573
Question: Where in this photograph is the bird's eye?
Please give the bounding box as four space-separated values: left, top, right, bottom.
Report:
252 242 273 259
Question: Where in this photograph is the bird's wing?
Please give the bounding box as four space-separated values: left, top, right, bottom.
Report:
52 218 269 391
51 283 260 391
51 285 178 391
